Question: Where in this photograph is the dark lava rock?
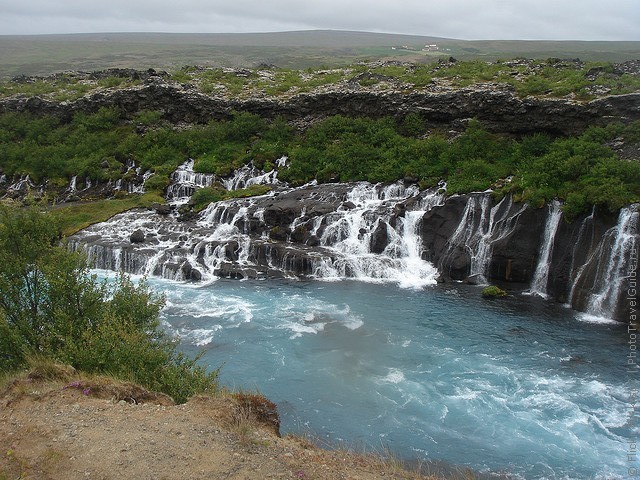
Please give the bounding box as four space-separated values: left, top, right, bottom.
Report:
269 226 288 241
130 229 145 243
151 203 172 215
370 223 389 254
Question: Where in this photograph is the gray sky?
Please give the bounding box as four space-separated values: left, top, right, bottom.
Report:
0 0 638 40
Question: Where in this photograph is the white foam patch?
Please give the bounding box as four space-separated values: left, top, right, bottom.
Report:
344 316 364 330
449 387 480 401
380 368 406 384
178 326 222 346
282 321 326 339
576 313 619 325
277 297 364 334
161 289 255 325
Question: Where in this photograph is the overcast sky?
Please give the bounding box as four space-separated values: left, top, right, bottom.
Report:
0 0 638 40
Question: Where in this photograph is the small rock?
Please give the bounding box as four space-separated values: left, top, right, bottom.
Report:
151 203 172 215
130 229 145 243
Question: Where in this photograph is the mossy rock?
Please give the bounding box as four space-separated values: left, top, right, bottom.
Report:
482 285 507 298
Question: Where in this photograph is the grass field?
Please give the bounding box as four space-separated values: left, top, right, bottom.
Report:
1 30 638 77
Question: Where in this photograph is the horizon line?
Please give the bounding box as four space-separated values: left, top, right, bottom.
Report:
1 29 638 43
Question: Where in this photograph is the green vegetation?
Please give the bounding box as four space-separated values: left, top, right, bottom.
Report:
1 108 639 220
54 192 165 236
0 109 293 197
482 285 507 298
280 116 640 217
2 58 639 102
0 75 140 102
0 207 218 403
175 59 640 100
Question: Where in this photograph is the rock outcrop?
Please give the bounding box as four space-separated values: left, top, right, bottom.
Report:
2 78 639 136
420 194 637 321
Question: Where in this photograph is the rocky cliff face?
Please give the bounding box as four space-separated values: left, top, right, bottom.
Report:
420 194 637 321
2 77 640 136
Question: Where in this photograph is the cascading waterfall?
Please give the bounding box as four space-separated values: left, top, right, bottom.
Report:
311 182 442 287
6 175 34 194
67 176 78 193
222 163 281 190
577 205 639 319
528 200 563 298
444 193 527 284
166 158 285 204
71 159 445 287
566 207 596 306
129 170 155 194
166 159 217 203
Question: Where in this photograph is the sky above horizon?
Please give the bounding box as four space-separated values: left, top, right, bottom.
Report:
0 0 638 41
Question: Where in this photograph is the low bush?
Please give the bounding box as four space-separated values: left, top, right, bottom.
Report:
1 107 638 220
0 206 218 403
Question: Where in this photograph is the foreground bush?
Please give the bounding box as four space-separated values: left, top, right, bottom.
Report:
0 206 218 403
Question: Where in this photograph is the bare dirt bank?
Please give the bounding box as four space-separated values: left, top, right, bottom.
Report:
0 371 453 480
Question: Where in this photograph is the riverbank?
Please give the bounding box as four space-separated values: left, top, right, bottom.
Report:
0 367 459 480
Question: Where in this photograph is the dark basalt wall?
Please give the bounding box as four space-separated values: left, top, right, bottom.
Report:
2 80 640 135
418 194 633 321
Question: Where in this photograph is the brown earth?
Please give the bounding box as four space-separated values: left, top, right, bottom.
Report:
0 369 458 480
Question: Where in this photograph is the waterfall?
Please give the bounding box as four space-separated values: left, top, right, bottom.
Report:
166 159 217 203
222 164 281 191
166 159 283 205
566 208 596 306
69 154 638 321
129 170 155 194
528 200 563 298
312 183 441 287
6 175 34 194
580 206 639 319
71 168 443 287
67 176 78 193
444 194 527 284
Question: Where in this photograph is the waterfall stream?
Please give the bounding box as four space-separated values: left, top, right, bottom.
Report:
71 163 443 287
443 193 527 284
581 206 638 319
312 182 442 287
528 200 563 298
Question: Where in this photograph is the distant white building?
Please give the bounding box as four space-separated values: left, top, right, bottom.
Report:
422 44 439 52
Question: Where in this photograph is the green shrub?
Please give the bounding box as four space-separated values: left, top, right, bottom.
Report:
1 109 638 221
0 207 218 403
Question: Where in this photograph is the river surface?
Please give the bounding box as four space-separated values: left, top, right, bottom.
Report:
97 271 637 479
